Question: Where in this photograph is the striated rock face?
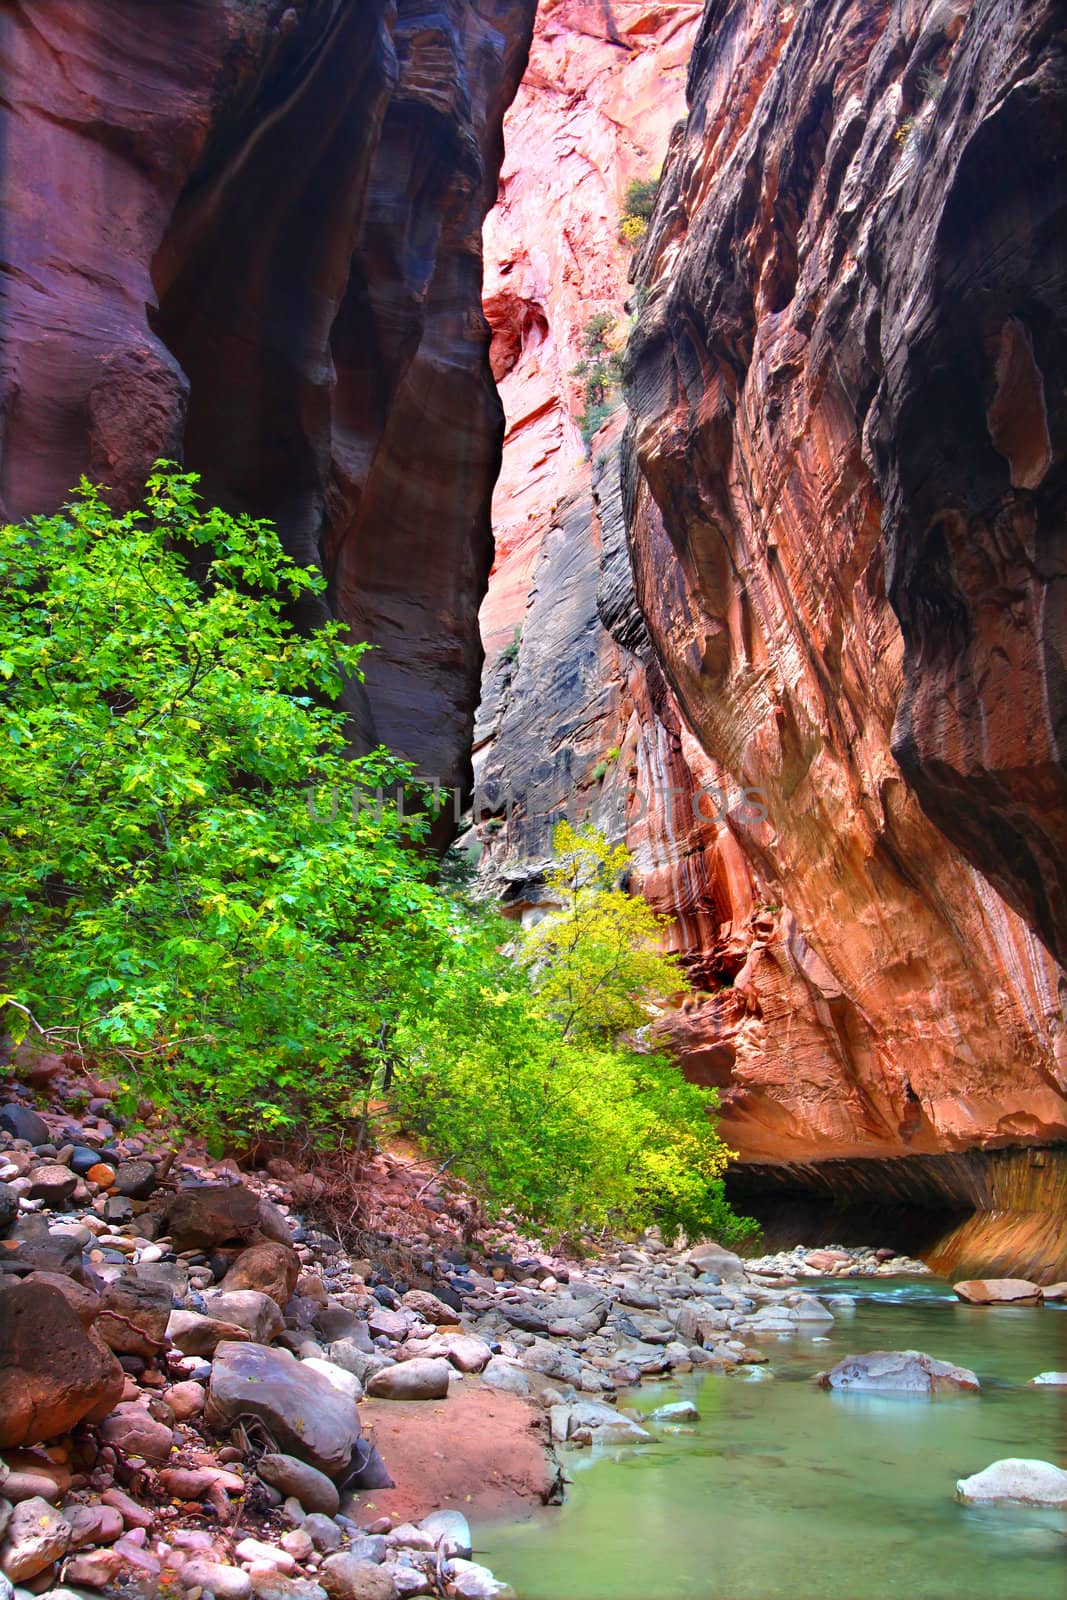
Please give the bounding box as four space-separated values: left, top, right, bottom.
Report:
620 0 1067 1161
480 0 702 662
478 0 1067 1199
474 0 704 907
0 0 535 795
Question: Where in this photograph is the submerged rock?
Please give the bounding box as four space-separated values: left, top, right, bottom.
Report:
953 1279 1044 1305
816 1351 980 1396
651 1400 699 1423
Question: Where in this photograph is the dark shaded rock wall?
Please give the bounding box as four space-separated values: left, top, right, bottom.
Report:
727 1146 1067 1282
0 0 535 792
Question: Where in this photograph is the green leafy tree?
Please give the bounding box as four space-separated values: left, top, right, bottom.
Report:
392 823 756 1246
0 472 755 1247
522 822 678 1040
0 467 451 1138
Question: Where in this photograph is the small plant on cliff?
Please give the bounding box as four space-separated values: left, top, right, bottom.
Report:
619 176 660 246
591 747 620 782
501 626 522 665
572 314 623 449
391 822 757 1246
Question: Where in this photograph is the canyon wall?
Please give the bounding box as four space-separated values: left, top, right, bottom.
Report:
479 0 703 663
478 0 1067 1211
0 0 535 794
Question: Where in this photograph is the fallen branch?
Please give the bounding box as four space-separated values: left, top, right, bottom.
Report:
415 1155 457 1202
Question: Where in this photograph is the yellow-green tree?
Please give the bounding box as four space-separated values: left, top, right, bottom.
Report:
523 821 681 1042
391 822 757 1246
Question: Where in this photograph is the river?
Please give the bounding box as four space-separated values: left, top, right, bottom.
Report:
476 1276 1067 1600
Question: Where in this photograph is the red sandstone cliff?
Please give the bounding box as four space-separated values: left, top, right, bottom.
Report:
0 0 535 797
479 0 702 662
478 0 1067 1175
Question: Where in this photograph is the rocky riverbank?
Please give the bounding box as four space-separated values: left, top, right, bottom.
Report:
5 1062 1062 1600
0 1062 548 1600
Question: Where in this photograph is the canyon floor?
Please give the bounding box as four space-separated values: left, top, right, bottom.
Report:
3 1061 1065 1600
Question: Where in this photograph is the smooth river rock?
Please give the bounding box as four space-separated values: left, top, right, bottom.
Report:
0 1496 71 1582
206 1342 361 1476
953 1279 1044 1305
420 1510 472 1558
257 1454 340 1517
320 1554 397 1600
956 1459 1067 1507
817 1351 980 1396
366 1358 451 1401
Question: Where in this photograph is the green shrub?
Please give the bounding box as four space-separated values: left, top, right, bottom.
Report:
619 176 660 245
622 177 660 222
501 626 522 664
391 823 757 1246
0 475 755 1246
574 315 623 448
0 467 451 1140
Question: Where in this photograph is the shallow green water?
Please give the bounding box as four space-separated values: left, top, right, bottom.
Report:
476 1277 1067 1600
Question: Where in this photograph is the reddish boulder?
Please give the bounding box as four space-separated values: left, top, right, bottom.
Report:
96 1271 172 1357
954 1279 1044 1306
26 1164 78 1205
163 1185 261 1251
98 1400 174 1464
25 1270 101 1330
0 1280 124 1447
219 1242 300 1308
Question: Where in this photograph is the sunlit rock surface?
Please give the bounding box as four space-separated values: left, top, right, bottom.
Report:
479 0 702 662
479 0 1067 1181
622 0 1067 1161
